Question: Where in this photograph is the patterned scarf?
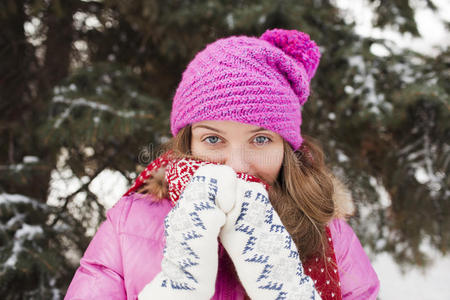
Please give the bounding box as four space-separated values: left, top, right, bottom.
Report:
124 152 342 299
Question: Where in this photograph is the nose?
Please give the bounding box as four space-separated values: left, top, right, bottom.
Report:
224 146 251 174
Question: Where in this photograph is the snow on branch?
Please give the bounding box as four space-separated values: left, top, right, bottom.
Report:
52 96 137 128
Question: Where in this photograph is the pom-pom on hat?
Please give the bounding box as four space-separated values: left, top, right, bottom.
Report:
170 28 321 151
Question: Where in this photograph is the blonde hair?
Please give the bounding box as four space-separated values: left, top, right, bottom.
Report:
138 125 336 259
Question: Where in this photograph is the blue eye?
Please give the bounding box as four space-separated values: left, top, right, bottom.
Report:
204 136 221 144
254 136 271 145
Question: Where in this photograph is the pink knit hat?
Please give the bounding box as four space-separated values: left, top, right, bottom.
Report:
170 28 321 151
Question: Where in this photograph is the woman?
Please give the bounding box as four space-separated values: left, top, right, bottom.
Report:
65 28 379 299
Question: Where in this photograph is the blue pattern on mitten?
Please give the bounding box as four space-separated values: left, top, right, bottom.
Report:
139 164 237 300
220 179 321 300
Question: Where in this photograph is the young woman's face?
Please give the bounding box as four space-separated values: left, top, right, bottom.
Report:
191 120 284 185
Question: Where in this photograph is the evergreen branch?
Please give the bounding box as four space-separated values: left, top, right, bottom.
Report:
50 161 109 227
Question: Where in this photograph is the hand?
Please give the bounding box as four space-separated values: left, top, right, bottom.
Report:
219 178 321 300
139 164 238 300
165 157 216 204
164 156 270 205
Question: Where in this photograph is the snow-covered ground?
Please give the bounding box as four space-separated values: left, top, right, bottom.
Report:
373 251 450 299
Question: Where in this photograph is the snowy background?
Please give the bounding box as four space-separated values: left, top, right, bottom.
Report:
49 0 450 300
46 1 450 299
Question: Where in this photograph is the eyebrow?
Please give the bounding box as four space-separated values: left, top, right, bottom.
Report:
249 126 269 133
192 125 268 134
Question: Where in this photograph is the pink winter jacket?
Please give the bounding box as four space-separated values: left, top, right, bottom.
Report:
65 193 379 299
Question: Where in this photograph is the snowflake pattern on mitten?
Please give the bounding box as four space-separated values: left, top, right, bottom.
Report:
159 175 219 290
139 164 237 300
220 179 321 300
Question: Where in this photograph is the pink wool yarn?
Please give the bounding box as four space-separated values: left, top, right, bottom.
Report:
170 28 321 150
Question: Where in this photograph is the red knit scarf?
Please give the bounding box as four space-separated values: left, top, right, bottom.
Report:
124 152 342 299
303 228 342 299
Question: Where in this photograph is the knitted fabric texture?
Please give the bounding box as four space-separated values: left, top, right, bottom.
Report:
170 28 321 151
139 165 236 299
124 150 270 204
219 178 321 299
124 153 342 299
303 228 343 300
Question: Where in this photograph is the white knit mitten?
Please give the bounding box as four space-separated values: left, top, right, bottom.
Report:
219 179 321 300
139 164 237 300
